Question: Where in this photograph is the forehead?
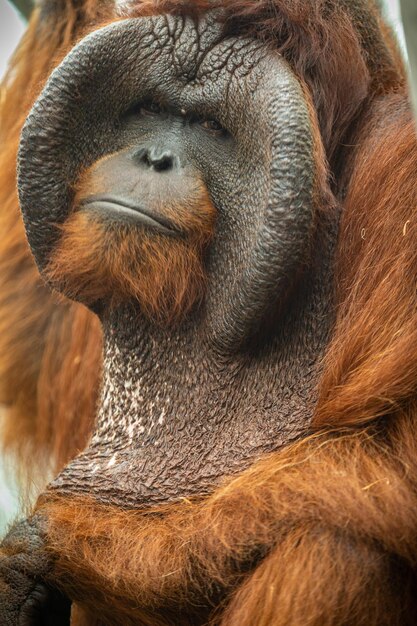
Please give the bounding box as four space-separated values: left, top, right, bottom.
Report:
86 13 268 87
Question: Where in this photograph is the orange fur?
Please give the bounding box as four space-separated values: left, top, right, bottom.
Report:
0 0 408 474
315 99 417 429
45 175 216 325
0 3 112 475
39 412 417 625
0 2 416 625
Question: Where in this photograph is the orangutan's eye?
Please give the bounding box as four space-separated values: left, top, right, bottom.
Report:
199 119 227 136
139 101 162 117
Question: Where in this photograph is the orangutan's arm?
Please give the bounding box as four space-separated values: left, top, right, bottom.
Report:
25 416 416 626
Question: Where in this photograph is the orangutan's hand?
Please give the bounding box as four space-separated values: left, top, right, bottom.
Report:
0 517 71 626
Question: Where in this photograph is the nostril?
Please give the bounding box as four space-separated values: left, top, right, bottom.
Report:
153 154 173 172
133 148 151 167
134 147 177 172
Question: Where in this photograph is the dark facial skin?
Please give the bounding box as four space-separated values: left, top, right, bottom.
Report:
2 10 338 624
16 13 337 507
77 101 233 235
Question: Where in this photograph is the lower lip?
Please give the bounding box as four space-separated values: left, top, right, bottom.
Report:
81 197 181 237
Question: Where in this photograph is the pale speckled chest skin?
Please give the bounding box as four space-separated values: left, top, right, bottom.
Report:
18 11 338 507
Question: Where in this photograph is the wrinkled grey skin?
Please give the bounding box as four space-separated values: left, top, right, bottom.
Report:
18 14 337 506
3 12 338 624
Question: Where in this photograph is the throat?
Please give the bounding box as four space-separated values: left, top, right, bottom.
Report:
50 257 335 508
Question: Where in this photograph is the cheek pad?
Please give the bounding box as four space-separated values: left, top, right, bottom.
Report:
18 14 316 349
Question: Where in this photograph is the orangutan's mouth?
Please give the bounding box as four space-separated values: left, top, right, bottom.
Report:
81 194 182 237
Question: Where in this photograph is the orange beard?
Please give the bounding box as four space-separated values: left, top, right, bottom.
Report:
45 186 216 326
